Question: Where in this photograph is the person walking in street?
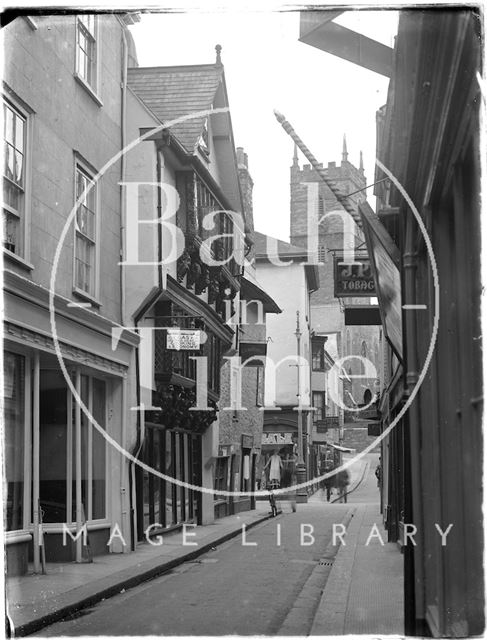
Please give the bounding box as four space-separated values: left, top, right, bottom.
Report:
337 469 350 503
323 475 334 502
265 450 283 489
375 460 382 488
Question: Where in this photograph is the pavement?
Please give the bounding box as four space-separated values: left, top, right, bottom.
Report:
6 504 274 637
311 452 404 636
6 453 404 637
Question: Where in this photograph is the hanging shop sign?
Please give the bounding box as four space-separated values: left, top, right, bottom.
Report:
358 200 403 360
334 256 376 297
166 329 201 351
261 432 294 446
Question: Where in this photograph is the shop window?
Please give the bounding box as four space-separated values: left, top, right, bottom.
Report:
39 370 106 524
40 371 68 523
75 15 97 89
165 430 176 526
80 376 106 520
214 457 228 494
3 99 26 256
3 352 25 531
74 162 97 296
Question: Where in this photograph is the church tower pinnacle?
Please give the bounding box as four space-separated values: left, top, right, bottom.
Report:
342 134 349 163
292 143 299 167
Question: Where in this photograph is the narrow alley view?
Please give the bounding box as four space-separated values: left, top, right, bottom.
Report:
2 6 482 640
28 453 402 637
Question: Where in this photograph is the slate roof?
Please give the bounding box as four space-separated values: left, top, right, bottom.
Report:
127 64 223 153
254 231 308 259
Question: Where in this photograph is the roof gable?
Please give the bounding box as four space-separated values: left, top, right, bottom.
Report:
127 64 222 152
254 231 309 259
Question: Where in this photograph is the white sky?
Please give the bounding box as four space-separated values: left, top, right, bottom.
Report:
129 9 398 241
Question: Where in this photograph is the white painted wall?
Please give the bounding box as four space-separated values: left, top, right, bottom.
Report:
255 261 311 408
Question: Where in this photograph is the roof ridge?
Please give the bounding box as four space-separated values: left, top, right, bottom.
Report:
128 63 221 72
254 230 305 253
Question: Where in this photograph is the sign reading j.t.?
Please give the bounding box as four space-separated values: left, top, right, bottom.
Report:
334 256 376 297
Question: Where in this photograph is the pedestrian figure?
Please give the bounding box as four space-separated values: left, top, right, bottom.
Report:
337 469 350 503
289 466 297 513
375 461 382 488
323 475 333 502
264 450 283 490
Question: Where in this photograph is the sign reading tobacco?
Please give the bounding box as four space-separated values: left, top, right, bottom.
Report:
334 256 376 297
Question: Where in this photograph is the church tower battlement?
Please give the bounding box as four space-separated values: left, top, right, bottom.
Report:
290 135 366 252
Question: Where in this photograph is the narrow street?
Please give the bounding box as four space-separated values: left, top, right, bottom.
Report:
35 455 379 637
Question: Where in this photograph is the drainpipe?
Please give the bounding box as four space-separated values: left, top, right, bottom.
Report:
117 18 140 551
118 18 128 327
403 213 424 635
129 337 144 551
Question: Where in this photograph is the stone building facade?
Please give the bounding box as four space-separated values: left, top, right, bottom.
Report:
289 139 383 424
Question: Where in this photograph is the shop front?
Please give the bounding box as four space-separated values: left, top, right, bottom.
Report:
4 273 138 575
134 288 234 538
260 409 304 498
214 434 258 518
137 421 202 536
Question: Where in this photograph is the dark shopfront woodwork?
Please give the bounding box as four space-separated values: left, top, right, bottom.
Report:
175 171 243 321
136 298 231 539
138 424 202 538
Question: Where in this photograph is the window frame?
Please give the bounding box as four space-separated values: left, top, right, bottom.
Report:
74 15 102 105
2 94 33 267
312 391 326 423
311 340 325 371
75 15 97 87
73 157 100 303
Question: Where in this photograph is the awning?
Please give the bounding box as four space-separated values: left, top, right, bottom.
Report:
240 275 282 314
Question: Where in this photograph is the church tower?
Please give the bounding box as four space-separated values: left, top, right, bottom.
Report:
290 136 367 306
290 139 382 413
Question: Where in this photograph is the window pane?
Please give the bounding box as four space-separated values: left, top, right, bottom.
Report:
4 105 14 145
152 429 161 524
165 431 174 525
76 17 96 86
3 209 20 253
175 433 181 522
75 232 94 294
79 14 95 36
15 114 24 151
4 352 25 531
79 375 89 520
14 149 24 185
183 435 190 516
5 144 15 182
75 166 96 294
92 378 106 519
39 371 67 523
